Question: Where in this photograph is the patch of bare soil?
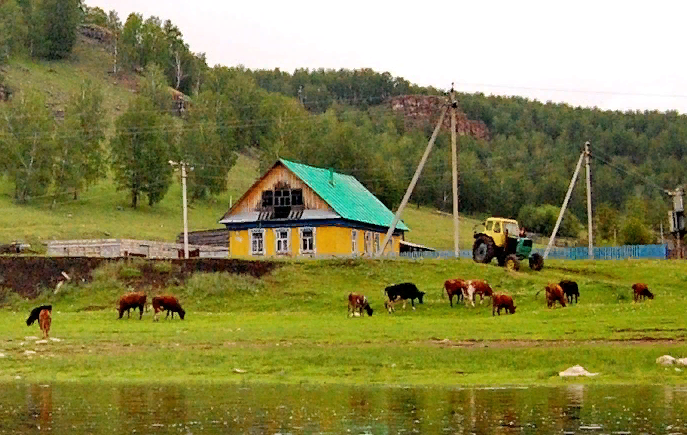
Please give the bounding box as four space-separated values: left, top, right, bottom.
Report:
428 337 686 348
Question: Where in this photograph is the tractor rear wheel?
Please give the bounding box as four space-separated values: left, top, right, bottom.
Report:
472 236 495 264
529 253 544 271
505 254 520 271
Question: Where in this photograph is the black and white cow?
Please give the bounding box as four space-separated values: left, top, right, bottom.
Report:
384 282 425 313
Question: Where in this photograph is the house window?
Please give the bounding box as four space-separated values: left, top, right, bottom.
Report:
292 189 303 206
261 191 273 207
364 231 372 254
275 189 291 206
300 227 315 254
351 229 358 254
374 233 380 254
275 228 290 254
250 229 265 255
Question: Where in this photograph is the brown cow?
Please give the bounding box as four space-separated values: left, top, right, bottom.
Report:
26 305 52 339
492 294 516 316
118 291 147 319
444 279 467 307
632 283 654 301
463 280 494 307
545 283 566 308
39 309 51 339
348 292 373 317
152 295 186 321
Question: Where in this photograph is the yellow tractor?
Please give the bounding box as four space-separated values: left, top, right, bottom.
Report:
472 217 544 271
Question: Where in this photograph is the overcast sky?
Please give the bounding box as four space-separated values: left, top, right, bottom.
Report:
87 0 687 113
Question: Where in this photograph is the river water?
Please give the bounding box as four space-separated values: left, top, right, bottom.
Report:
1 383 685 434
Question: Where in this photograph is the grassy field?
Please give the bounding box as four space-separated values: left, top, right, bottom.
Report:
1 258 686 385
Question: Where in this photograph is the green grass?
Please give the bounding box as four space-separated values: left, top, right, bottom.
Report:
1 258 686 385
5 37 136 133
0 153 260 248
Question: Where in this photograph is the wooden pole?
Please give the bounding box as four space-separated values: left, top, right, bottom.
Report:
585 141 594 259
544 151 585 259
378 106 448 257
450 88 460 257
181 162 189 259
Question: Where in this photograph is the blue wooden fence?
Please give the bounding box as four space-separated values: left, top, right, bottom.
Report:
398 244 668 260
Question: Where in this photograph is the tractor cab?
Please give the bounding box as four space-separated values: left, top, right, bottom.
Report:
472 217 543 271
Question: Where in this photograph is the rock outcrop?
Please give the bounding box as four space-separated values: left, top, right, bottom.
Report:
390 95 490 140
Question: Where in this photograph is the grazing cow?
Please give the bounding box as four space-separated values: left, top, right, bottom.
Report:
152 295 186 321
348 292 373 317
384 283 425 312
118 291 147 320
632 283 654 302
559 280 580 304
545 283 566 308
463 280 494 307
444 279 467 307
492 294 516 316
26 305 52 338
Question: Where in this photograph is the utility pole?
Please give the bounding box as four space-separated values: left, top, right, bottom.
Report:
584 141 594 259
544 151 585 259
450 84 460 257
666 186 685 259
169 160 190 259
378 107 448 256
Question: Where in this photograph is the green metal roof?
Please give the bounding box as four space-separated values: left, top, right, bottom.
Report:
280 159 409 231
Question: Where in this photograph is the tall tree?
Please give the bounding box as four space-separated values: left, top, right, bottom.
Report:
0 0 27 62
53 79 107 201
109 97 173 207
0 91 56 202
180 92 237 200
139 63 172 114
34 0 82 59
120 12 144 69
105 10 122 74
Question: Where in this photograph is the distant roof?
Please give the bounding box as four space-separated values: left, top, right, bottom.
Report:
280 159 409 231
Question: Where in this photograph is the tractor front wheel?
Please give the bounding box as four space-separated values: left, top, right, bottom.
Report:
529 253 544 271
472 236 495 264
505 254 520 271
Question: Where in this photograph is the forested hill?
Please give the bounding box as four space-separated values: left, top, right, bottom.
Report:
245 68 684 243
0 0 684 246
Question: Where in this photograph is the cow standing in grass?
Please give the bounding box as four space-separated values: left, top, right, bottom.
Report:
463 280 493 307
384 283 425 313
492 294 516 316
559 280 579 304
444 279 467 307
632 283 654 302
26 305 52 338
152 295 186 321
348 292 373 317
545 283 566 308
118 292 147 320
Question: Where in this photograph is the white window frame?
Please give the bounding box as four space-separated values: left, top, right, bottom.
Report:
250 229 266 256
374 233 380 254
351 229 358 255
273 228 291 255
364 231 372 255
299 227 316 255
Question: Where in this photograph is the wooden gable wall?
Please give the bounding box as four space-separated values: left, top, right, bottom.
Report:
228 164 334 216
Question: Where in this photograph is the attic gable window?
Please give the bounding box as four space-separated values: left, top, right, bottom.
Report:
260 185 305 219
261 191 273 207
292 189 303 206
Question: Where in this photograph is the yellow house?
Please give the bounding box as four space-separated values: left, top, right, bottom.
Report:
219 159 409 258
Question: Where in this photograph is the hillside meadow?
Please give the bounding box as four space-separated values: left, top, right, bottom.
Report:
1 258 686 385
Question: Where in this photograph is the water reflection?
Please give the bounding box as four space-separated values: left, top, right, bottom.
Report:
1 383 686 434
